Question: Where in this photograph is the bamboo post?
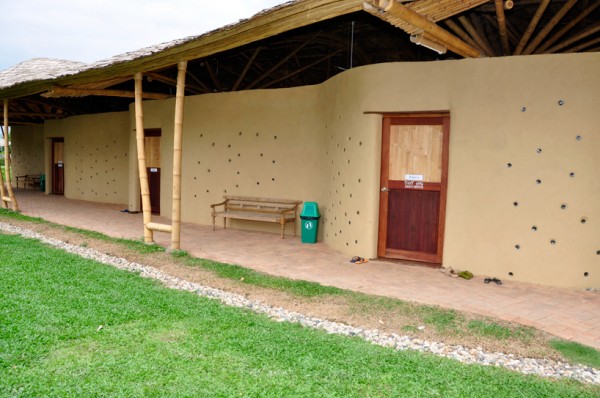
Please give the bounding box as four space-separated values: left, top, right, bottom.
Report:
2 100 18 211
134 73 154 243
171 60 187 251
0 123 7 209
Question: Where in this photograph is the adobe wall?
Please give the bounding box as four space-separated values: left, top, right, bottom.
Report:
10 124 44 178
10 52 596 289
44 112 130 204
143 52 598 289
322 52 599 289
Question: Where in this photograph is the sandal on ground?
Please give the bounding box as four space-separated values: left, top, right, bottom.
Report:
484 277 502 285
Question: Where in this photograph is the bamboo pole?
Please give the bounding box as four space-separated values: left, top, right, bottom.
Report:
494 0 510 55
171 61 187 251
0 124 7 209
513 0 551 55
522 0 577 55
457 16 495 56
371 0 481 58
545 24 600 53
444 20 485 55
535 1 600 54
134 73 154 243
2 100 18 211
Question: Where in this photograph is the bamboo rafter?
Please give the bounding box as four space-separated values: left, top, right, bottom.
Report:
514 0 551 55
544 23 600 53
522 0 577 55
42 85 171 99
535 0 600 54
457 15 495 56
363 0 481 58
494 0 510 55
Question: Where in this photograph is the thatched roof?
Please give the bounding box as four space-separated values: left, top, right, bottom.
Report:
0 58 87 89
1 0 598 124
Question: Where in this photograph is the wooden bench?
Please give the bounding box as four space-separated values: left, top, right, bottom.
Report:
16 174 42 190
211 196 302 238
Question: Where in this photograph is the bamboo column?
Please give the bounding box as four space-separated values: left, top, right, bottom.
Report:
134 73 154 243
171 60 187 250
2 100 18 211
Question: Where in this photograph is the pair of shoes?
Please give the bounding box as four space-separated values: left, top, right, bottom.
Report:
484 277 502 285
350 256 369 264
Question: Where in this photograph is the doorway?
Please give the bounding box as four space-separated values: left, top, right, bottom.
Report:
378 114 449 264
51 138 64 195
144 129 161 215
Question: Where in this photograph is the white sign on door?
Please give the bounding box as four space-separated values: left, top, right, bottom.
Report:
405 174 424 181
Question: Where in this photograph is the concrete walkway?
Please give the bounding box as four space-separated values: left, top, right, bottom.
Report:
9 190 600 349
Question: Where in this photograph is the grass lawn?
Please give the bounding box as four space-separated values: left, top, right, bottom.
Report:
1 233 597 397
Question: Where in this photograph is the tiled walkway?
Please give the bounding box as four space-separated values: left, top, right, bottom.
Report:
9 190 600 349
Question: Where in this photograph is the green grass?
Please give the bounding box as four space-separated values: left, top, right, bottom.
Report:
2 208 600 372
551 340 600 369
1 233 598 397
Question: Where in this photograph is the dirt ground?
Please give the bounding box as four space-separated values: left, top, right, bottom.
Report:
1 215 563 361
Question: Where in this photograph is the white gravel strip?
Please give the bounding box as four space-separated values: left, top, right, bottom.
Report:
1 221 598 385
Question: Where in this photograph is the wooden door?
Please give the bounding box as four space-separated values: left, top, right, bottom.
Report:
145 129 161 214
378 115 449 264
51 138 64 195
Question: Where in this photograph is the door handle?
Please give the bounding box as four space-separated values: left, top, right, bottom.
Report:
381 187 389 192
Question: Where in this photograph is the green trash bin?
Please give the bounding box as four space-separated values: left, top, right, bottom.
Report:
39 174 46 192
300 202 320 244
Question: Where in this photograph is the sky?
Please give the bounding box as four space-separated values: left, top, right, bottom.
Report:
0 0 286 71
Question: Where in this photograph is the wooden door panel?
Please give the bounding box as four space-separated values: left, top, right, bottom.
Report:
389 125 443 182
386 190 440 253
147 167 161 215
52 139 64 195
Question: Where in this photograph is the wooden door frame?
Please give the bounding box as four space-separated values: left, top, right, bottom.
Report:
377 112 450 264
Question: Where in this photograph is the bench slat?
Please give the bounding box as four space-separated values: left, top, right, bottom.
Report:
211 196 302 238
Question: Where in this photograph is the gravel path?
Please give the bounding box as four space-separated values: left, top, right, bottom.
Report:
1 221 598 385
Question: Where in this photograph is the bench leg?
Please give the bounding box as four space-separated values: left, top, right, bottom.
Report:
212 212 216 231
293 221 296 237
280 218 285 239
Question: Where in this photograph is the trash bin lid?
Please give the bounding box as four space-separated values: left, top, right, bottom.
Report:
300 202 320 218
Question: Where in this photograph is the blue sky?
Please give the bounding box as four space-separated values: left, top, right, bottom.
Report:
0 0 285 71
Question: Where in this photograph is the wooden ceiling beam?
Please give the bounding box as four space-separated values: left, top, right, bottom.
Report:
470 14 498 56
202 61 222 92
494 0 510 55
232 47 262 91
514 0 551 55
544 23 600 53
246 32 321 90
364 0 481 58
522 0 578 55
41 85 171 100
457 16 494 56
444 20 485 54
7 112 65 119
73 76 132 90
260 49 343 89
146 72 203 94
535 0 600 53
561 36 600 53
186 69 211 93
